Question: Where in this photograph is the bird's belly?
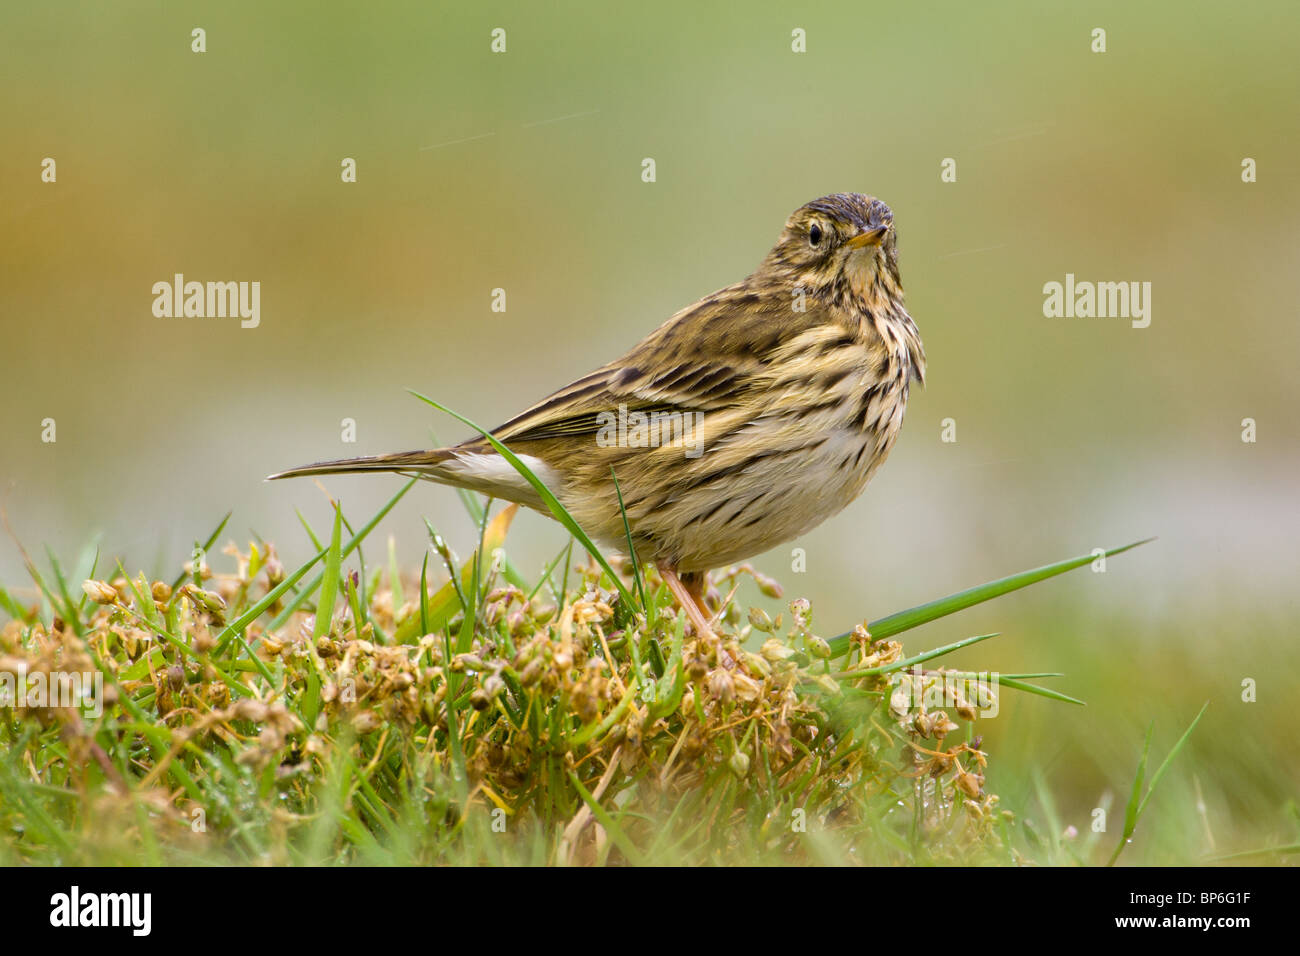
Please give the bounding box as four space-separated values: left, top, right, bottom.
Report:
662 425 898 572
559 364 911 574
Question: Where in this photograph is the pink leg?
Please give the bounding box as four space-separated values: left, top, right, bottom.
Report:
658 563 716 644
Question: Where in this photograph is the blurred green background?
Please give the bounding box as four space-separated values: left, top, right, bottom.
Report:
2 1 1297 861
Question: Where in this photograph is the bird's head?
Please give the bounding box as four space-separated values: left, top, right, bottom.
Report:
759 193 903 311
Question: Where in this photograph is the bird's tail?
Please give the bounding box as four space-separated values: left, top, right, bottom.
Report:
265 449 456 482
266 446 548 510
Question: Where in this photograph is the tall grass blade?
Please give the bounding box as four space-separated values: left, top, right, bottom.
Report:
1107 702 1207 865
169 510 232 589
827 539 1154 657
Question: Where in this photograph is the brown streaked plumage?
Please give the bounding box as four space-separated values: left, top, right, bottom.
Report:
269 193 925 642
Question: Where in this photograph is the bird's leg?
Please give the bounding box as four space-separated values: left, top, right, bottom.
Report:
679 570 712 622
657 563 716 645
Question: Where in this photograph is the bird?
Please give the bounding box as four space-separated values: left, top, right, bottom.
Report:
269 193 925 644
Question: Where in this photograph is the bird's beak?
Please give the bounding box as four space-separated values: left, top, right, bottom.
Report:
846 225 889 249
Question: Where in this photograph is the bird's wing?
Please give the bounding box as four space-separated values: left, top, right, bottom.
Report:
477 282 835 448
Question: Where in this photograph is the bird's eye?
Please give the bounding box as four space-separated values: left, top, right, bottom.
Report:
809 223 823 247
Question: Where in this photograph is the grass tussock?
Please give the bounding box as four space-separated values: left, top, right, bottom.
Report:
0 475 1151 865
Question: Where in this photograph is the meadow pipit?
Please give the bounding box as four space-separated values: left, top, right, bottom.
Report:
270 193 925 640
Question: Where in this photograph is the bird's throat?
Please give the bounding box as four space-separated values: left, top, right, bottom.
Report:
841 253 924 386
844 251 894 315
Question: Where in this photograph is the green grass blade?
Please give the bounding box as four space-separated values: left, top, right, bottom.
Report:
527 540 574 603
0 585 28 622
832 632 999 678
314 505 343 640
1136 701 1208 819
387 536 404 612
1205 843 1300 862
295 508 324 551
213 545 326 655
43 546 83 635
610 467 648 617
929 670 1086 705
254 478 417 641
827 539 1154 657
407 389 636 608
1107 703 1206 866
0 756 76 858
993 676 1085 706
419 551 430 637
170 510 231 589
1110 723 1153 866
345 570 365 640
988 672 1064 680
568 772 646 865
